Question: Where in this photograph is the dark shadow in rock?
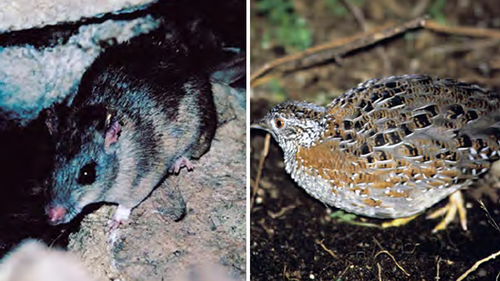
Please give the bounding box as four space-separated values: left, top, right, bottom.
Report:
0 115 76 256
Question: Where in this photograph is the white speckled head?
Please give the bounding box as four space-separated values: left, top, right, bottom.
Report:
252 101 326 152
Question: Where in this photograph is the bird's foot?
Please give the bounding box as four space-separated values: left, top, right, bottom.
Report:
426 191 467 233
380 191 467 233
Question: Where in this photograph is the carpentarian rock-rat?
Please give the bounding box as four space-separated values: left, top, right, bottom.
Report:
44 31 217 228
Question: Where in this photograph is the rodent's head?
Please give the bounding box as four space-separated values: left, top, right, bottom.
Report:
251 101 326 151
45 105 121 225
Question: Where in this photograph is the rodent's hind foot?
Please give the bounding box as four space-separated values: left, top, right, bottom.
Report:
168 156 194 174
107 205 131 231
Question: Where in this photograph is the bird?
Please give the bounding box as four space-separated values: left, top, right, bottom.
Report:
252 74 500 232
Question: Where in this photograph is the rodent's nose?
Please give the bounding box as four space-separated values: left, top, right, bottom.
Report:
46 205 67 225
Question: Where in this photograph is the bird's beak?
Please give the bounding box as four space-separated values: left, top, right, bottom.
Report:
250 118 271 132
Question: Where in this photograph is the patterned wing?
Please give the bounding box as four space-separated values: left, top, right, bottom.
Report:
313 75 500 218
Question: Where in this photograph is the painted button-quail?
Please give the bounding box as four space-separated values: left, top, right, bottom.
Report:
253 74 500 231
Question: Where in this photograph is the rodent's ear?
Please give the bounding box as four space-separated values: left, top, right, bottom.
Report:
76 105 107 131
104 120 121 154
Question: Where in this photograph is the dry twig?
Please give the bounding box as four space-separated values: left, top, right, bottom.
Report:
375 250 410 277
316 239 340 260
377 263 383 281
250 133 270 210
456 250 500 281
250 16 428 87
478 200 500 233
335 264 352 281
455 202 500 281
267 205 296 219
251 16 500 88
424 20 500 39
435 256 441 281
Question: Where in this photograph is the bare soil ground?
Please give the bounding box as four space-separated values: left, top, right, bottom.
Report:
250 1 500 280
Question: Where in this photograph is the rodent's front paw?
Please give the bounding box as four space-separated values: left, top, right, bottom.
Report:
107 219 123 231
107 205 132 231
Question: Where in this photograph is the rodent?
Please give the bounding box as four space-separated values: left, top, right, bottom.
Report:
44 30 218 227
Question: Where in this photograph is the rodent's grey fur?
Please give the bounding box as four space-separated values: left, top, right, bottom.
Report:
45 31 217 225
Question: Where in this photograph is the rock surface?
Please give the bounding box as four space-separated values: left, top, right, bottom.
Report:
0 0 157 32
0 16 160 126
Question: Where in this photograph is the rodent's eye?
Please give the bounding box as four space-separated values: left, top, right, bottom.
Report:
77 161 97 186
275 118 285 129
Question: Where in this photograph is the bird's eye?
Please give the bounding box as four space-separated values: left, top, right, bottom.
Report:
275 118 285 129
77 161 97 185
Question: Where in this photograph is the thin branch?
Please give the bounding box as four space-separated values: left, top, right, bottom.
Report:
316 239 340 260
250 133 271 210
424 20 500 39
251 17 500 88
375 250 411 277
456 249 500 281
250 16 428 87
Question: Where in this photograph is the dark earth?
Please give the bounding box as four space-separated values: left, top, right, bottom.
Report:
251 0 500 280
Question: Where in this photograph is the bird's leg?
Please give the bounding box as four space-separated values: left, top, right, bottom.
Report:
426 191 467 233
